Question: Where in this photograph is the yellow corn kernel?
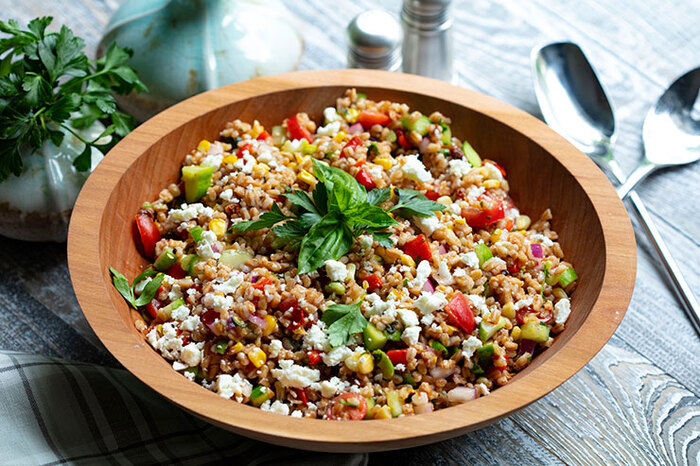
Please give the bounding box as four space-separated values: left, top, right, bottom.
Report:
294 152 306 164
445 325 457 335
263 315 277 336
248 347 267 368
390 186 396 198
232 342 244 353
371 405 392 419
490 229 502 243
288 162 298 170
362 280 369 290
483 179 501 189
375 157 393 170
345 108 359 123
356 352 374 374
400 254 416 268
258 163 270 175
208 218 227 238
197 140 210 152
502 302 515 319
387 211 394 219
251 120 263 138
511 326 521 340
436 195 452 206
333 131 346 142
297 169 316 185
222 153 238 165
553 287 568 300
478 167 489 177
515 214 531 231
455 218 466 226
344 352 361 371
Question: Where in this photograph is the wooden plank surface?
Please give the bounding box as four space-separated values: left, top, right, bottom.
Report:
1 0 699 464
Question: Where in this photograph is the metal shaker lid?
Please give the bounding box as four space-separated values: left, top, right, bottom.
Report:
402 0 452 28
347 10 403 71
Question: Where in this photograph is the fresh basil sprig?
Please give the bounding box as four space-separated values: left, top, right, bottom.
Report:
233 160 444 274
0 17 147 180
321 302 368 347
109 267 164 309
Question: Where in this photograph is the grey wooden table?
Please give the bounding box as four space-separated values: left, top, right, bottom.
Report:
2 0 700 464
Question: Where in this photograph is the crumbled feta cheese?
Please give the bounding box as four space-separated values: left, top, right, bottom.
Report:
363 293 395 317
453 268 467 278
172 361 188 371
448 158 472 177
401 154 433 183
147 322 182 359
448 202 462 215
460 252 479 268
514 297 533 310
255 150 276 166
196 230 221 260
213 271 244 295
233 152 255 174
468 294 488 315
323 106 342 123
303 321 329 351
466 186 485 204
461 336 483 359
291 410 303 418
435 259 454 285
201 153 223 169
261 400 290 415
412 260 432 289
476 382 490 396
483 162 504 182
271 360 321 388
320 376 349 398
316 120 341 136
171 304 190 321
358 235 373 250
180 343 202 367
168 284 183 302
215 373 253 401
532 234 554 247
397 307 419 327
421 314 435 326
554 298 571 324
413 215 441 236
324 259 348 282
179 315 201 332
395 364 406 372
401 326 421 346
322 346 353 366
203 292 233 312
220 188 234 201
268 339 283 358
414 291 447 315
167 203 215 223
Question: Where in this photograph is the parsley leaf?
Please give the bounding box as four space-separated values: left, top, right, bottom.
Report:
109 266 164 309
390 188 446 218
321 302 368 347
233 203 291 232
0 17 146 181
367 187 391 206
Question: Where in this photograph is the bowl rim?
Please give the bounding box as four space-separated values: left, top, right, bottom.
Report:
68 69 636 452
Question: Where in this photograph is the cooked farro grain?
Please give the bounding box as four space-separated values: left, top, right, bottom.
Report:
119 90 578 421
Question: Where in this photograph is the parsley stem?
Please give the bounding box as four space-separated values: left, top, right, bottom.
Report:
59 123 92 146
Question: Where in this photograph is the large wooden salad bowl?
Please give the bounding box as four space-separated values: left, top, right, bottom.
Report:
68 70 636 452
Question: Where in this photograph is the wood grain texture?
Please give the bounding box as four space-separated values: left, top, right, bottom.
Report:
66 69 635 452
1 0 698 463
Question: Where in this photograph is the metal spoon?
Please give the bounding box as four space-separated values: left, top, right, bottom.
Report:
616 67 700 198
531 41 700 336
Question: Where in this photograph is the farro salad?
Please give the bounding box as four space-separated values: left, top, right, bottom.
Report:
111 89 578 420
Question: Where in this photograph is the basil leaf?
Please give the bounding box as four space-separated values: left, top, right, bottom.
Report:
132 268 157 289
367 187 391 206
345 204 397 230
313 160 366 209
232 203 291 232
297 214 353 275
284 189 319 215
312 182 328 215
390 188 446 218
321 302 368 347
109 266 135 308
134 273 165 307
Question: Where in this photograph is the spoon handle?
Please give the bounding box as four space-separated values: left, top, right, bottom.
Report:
607 160 700 336
616 160 656 199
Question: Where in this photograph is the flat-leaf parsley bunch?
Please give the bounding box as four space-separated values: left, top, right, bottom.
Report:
0 16 147 181
234 159 445 274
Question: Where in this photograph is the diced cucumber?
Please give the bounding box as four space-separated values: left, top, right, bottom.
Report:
189 226 204 242
250 385 274 407
324 281 346 295
372 350 394 379
363 323 387 350
440 122 452 144
558 267 578 287
182 165 214 203
154 248 176 272
386 390 402 417
475 243 493 267
219 250 251 269
271 125 286 145
478 316 507 342
476 343 494 366
179 254 199 276
519 321 550 343
401 115 431 136
462 140 482 167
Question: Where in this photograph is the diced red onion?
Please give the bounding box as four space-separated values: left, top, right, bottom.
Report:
438 245 447 255
530 243 543 258
250 274 259 283
446 387 477 404
422 278 435 293
414 403 434 414
348 123 363 134
429 367 455 379
518 338 537 357
419 137 431 153
248 314 266 328
211 242 223 254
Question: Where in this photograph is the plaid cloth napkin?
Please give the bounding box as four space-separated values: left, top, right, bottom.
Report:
0 351 367 465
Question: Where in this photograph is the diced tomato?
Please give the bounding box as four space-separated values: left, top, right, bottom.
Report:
446 292 475 334
292 388 308 407
325 392 368 421
386 349 408 365
280 296 305 330
516 307 530 325
166 262 187 279
354 159 366 167
144 299 160 319
355 168 376 190
491 162 507 177
307 350 322 365
461 200 505 228
287 115 313 143
507 262 520 275
424 190 440 201
362 273 383 292
357 111 392 129
201 309 219 327
402 234 432 261
395 128 411 149
342 136 363 155
256 130 270 141
251 277 272 290
134 214 161 259
538 308 553 324
503 218 514 231
237 143 253 157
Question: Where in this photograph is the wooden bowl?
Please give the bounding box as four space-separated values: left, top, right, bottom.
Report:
68 70 636 452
